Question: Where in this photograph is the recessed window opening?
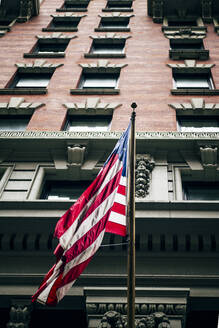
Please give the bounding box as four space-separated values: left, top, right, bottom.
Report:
52 19 79 28
173 73 214 90
9 72 53 88
183 181 219 200
170 40 204 50
66 115 112 132
0 115 29 131
106 1 132 8
168 20 197 27
91 42 125 54
64 2 88 8
79 73 119 89
100 18 129 28
34 41 69 53
0 20 13 26
177 116 219 132
41 180 91 200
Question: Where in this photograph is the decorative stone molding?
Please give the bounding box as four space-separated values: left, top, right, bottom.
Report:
135 154 155 198
36 32 77 40
200 145 218 168
64 97 121 115
51 13 87 19
169 98 219 113
7 300 32 328
90 33 131 40
18 0 33 22
79 59 127 72
97 311 171 328
15 59 63 70
165 31 206 39
98 13 134 18
201 0 212 23
0 97 44 114
67 144 86 166
167 60 214 71
152 0 163 23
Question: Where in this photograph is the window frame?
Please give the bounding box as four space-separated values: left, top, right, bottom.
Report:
177 115 219 132
65 115 112 132
0 115 30 131
173 72 214 90
78 72 119 90
8 71 54 89
42 16 82 32
24 39 70 58
57 0 89 12
95 17 131 32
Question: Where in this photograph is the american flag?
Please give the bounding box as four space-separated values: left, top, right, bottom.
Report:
32 123 131 306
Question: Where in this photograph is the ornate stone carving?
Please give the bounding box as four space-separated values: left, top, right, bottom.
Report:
67 144 86 166
0 97 44 113
167 60 214 70
200 145 218 168
15 59 63 69
98 13 134 18
201 0 212 22
97 311 170 328
7 303 31 328
79 60 127 70
51 13 87 19
18 0 33 22
152 0 163 23
90 33 131 40
36 33 77 40
164 31 206 39
135 154 155 198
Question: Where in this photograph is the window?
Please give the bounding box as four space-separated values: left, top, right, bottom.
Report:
43 17 81 31
96 17 130 31
170 40 204 50
168 20 197 27
26 39 70 57
9 72 53 89
183 181 219 200
104 0 133 11
41 180 91 200
0 115 29 131
90 41 125 54
58 1 89 11
177 116 219 132
65 115 112 132
79 73 119 89
173 73 214 90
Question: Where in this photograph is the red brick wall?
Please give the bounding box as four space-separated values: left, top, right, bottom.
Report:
0 0 218 131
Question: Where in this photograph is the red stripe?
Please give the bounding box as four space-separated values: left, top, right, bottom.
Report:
105 221 126 237
31 264 56 303
117 184 126 195
110 202 126 215
54 153 119 239
64 208 111 263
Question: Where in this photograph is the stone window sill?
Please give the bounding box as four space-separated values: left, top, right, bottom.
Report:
23 53 65 58
70 88 120 95
171 89 219 95
95 27 130 32
162 26 207 32
0 88 47 95
102 8 133 12
84 53 126 58
169 49 209 60
42 27 78 32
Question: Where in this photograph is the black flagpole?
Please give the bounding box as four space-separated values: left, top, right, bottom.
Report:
127 102 136 328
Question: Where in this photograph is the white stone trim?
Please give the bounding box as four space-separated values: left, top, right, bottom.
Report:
167 60 215 69
169 98 219 111
79 59 127 69
0 97 44 113
89 33 131 40
15 59 63 69
36 33 77 40
64 97 121 114
98 13 134 18
51 13 87 18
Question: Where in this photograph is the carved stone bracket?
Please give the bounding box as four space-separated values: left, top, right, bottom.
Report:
67 144 86 166
169 98 219 113
135 154 155 198
7 300 32 328
200 145 218 169
97 311 171 328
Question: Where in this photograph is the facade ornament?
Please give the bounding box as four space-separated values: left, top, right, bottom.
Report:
169 98 219 112
152 0 163 23
135 154 155 198
97 311 170 328
201 0 212 22
67 144 86 166
7 302 31 328
200 145 218 168
18 0 33 22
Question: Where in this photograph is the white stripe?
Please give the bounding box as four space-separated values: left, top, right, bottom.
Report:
120 176 127 186
113 192 126 205
57 230 105 302
60 160 123 249
108 211 126 225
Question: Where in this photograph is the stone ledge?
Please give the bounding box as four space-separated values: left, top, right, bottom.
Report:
84 53 126 58
0 88 47 95
23 53 65 58
171 89 219 95
102 8 133 12
70 88 120 95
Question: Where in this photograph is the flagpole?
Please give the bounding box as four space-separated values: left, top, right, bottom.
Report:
127 103 136 328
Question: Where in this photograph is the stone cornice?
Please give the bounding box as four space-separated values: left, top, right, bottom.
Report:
98 13 134 18
89 33 131 40
36 33 77 40
51 13 87 18
1 131 219 140
15 59 63 70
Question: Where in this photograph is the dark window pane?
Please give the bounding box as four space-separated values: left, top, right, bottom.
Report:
168 20 197 26
41 180 91 200
35 41 69 53
66 115 112 132
107 1 132 8
178 116 219 132
174 73 213 89
183 182 219 200
170 41 204 50
81 73 119 89
91 43 125 54
0 116 29 131
64 3 88 8
100 19 129 27
51 19 79 28
11 73 53 88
